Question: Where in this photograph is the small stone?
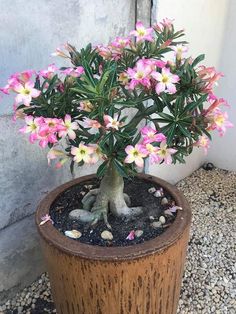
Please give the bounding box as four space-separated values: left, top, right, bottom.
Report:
69 209 94 222
135 230 143 237
101 230 113 240
151 221 162 228
202 162 214 171
227 207 234 213
64 230 82 239
159 216 166 224
164 209 174 216
154 188 164 197
154 190 162 197
149 215 155 220
161 197 168 205
148 187 156 193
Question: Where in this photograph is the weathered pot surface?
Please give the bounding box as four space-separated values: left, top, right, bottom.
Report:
36 173 192 314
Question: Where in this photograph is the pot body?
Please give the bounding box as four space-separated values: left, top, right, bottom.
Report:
36 174 191 314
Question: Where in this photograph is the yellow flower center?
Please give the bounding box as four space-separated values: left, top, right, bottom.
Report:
159 148 167 157
136 71 144 79
215 115 225 126
161 75 169 83
133 150 139 157
22 88 30 95
31 123 37 130
137 29 146 36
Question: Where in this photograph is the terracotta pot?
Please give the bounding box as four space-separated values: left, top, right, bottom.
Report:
36 174 191 314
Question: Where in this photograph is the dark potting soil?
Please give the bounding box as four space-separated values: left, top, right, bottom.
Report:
50 177 177 247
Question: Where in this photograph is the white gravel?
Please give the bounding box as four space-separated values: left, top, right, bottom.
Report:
0 166 235 314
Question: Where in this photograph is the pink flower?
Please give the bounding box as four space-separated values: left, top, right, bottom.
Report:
205 98 228 115
144 144 160 164
61 66 84 77
161 18 174 29
19 116 44 143
39 214 54 226
12 81 41 106
71 144 94 163
104 115 121 130
78 100 94 112
126 230 135 240
58 114 79 140
141 126 166 144
43 117 62 133
195 135 210 154
87 145 104 164
153 18 174 32
206 108 233 136
39 64 57 79
84 118 101 129
124 144 148 168
156 141 177 164
152 67 180 95
51 47 68 58
197 66 223 94
130 21 154 43
111 37 130 49
172 44 188 60
127 59 152 90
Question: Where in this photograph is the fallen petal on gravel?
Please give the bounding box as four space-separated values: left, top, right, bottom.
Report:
126 230 135 240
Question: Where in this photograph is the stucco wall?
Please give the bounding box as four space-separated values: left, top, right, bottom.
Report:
149 0 229 183
0 0 136 303
207 0 236 170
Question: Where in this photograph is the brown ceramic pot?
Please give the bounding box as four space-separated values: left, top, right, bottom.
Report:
36 173 191 314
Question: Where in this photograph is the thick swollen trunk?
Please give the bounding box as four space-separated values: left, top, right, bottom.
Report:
93 163 133 217
69 162 142 226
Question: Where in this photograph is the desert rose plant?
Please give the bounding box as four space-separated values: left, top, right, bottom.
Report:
1 19 232 228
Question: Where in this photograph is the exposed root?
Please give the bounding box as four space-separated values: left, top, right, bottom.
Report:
82 189 99 210
123 193 131 206
69 163 143 229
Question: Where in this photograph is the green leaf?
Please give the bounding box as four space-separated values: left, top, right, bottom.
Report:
158 112 174 121
97 160 108 178
178 123 192 138
164 123 176 145
112 159 128 178
191 54 205 68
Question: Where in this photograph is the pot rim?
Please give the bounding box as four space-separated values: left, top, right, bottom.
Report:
36 173 191 261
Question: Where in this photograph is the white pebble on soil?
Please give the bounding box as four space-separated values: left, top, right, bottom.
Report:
134 230 144 238
151 221 162 228
159 216 166 224
161 197 169 205
154 190 163 197
148 187 156 193
64 230 82 239
1 167 235 314
101 230 113 240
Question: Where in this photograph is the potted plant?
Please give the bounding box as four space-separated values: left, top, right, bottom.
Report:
2 19 232 314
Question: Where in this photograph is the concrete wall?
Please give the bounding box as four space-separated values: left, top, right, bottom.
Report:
148 0 230 183
0 0 136 303
207 0 236 170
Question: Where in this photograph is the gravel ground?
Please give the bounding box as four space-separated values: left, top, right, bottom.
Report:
0 166 235 314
